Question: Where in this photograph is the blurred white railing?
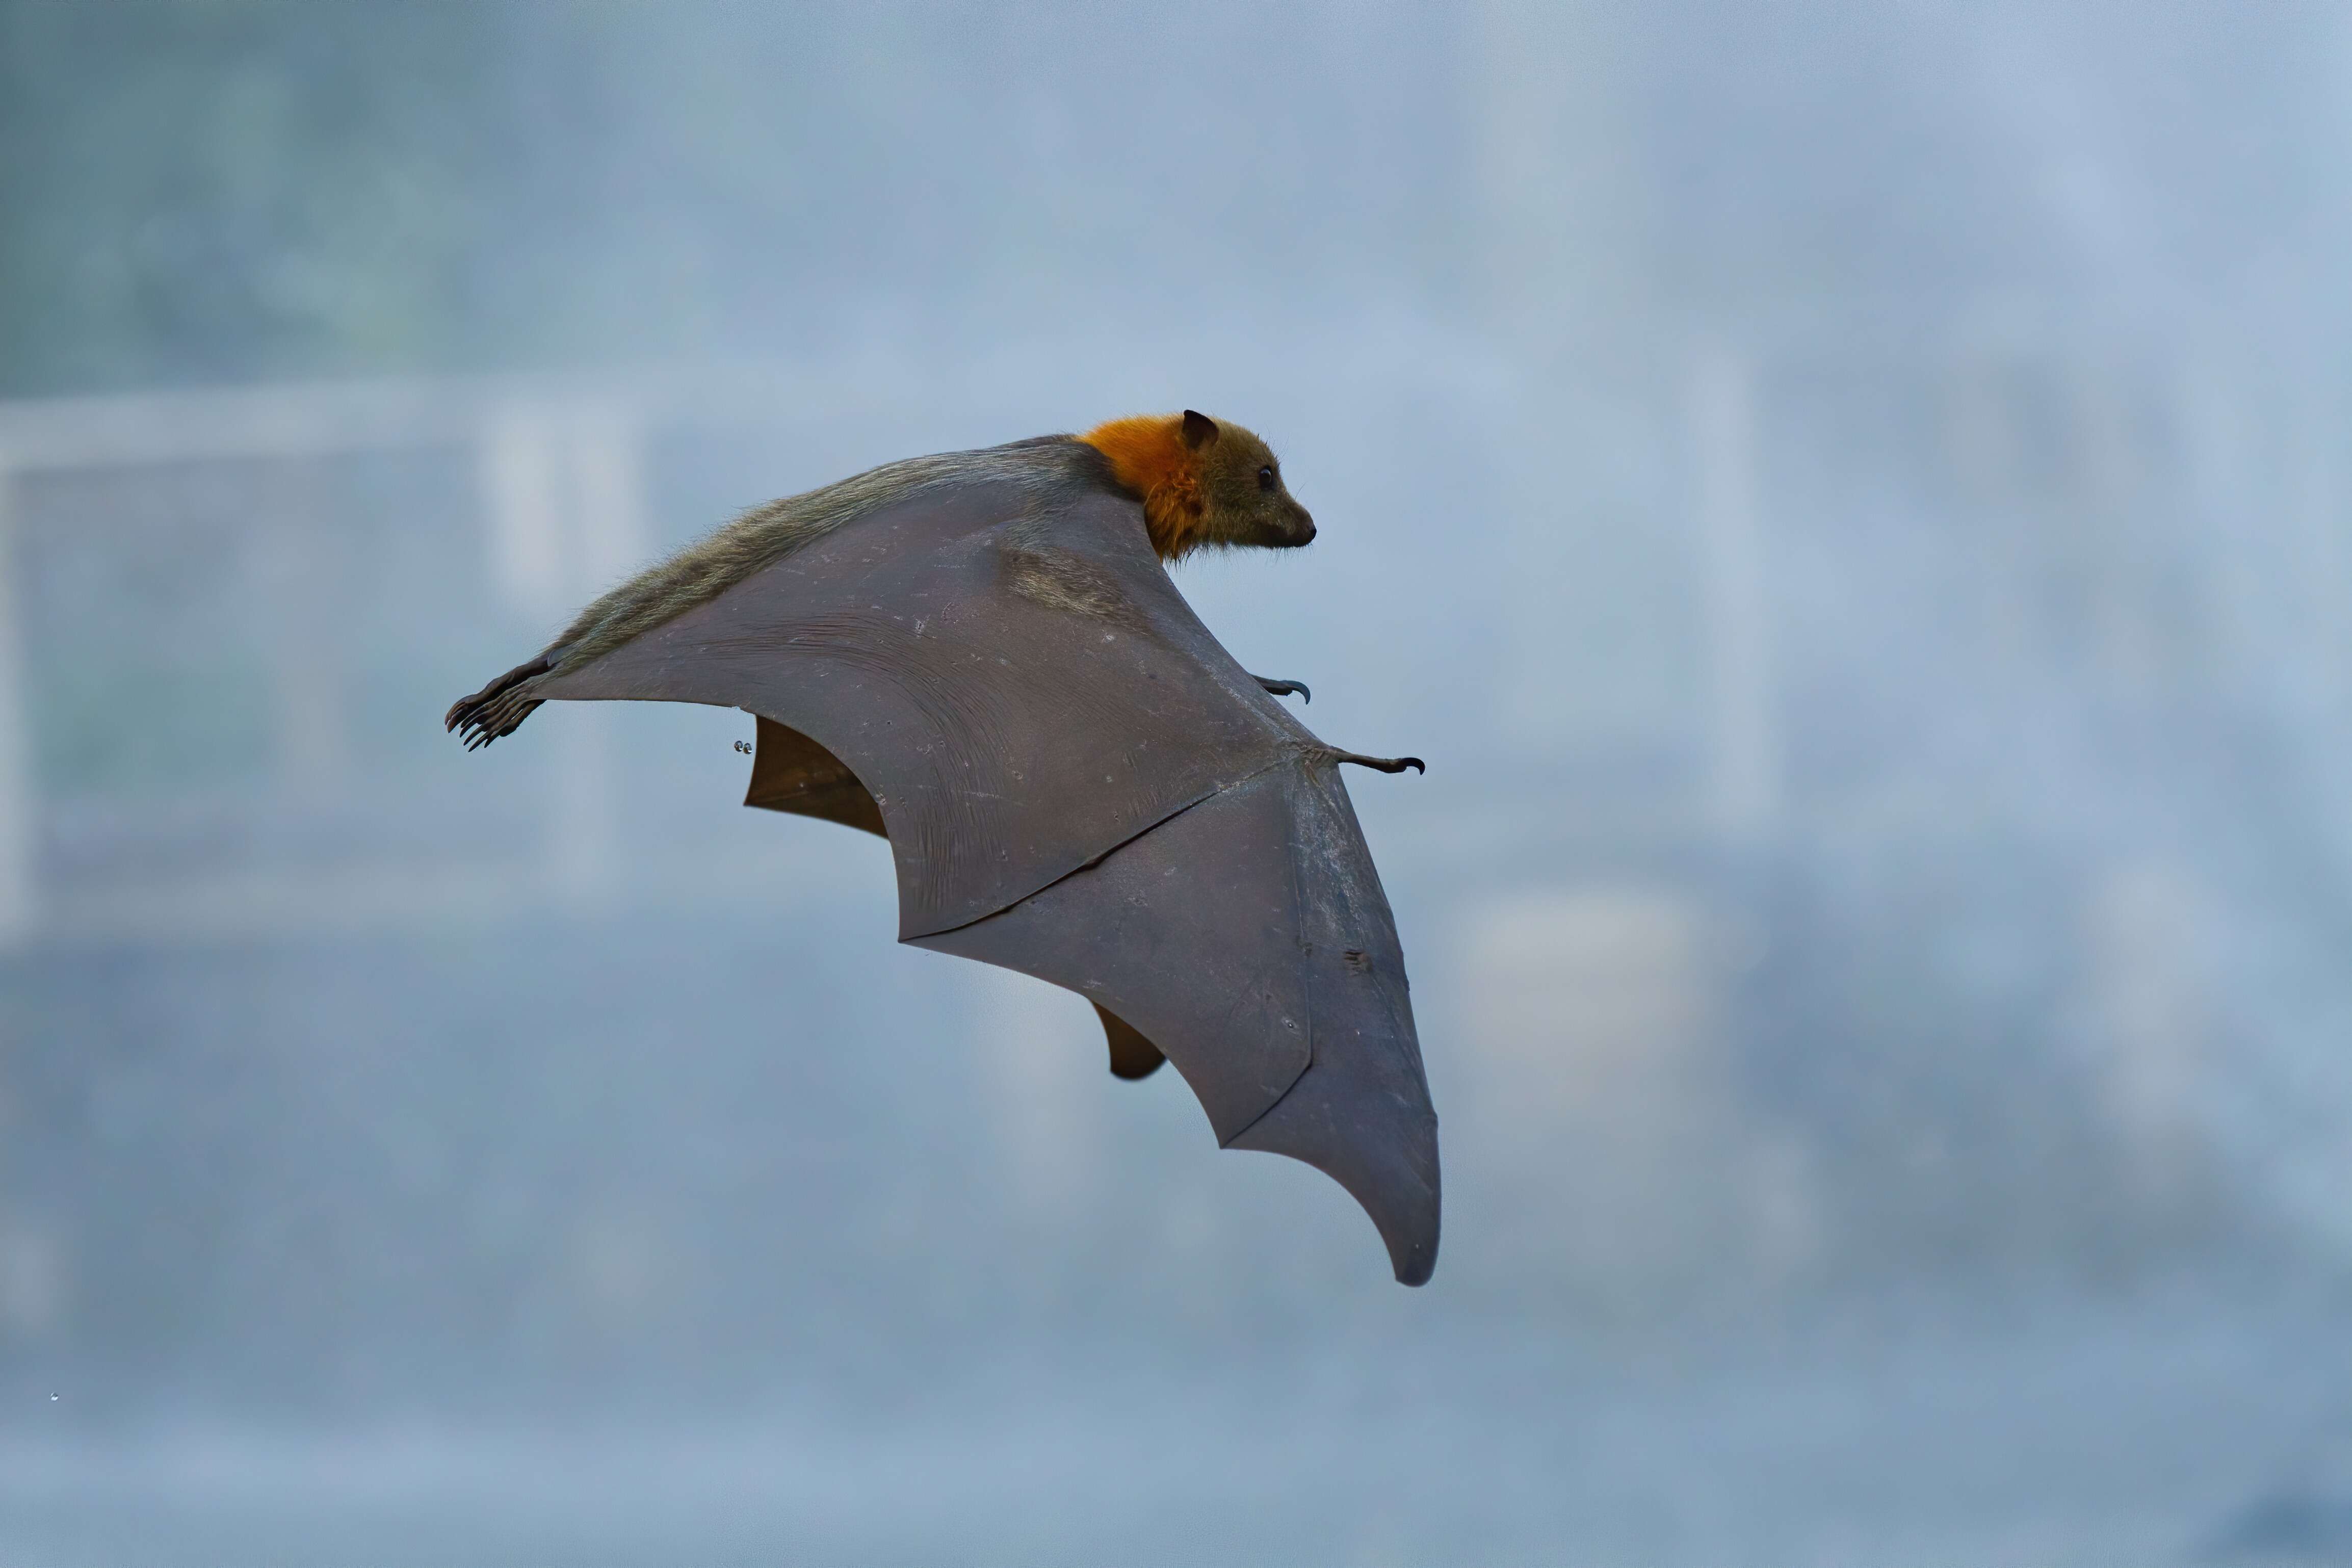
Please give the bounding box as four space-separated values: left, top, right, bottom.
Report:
0 367 922 949
12 330 2270 955
0 465 32 944
0 349 1697 949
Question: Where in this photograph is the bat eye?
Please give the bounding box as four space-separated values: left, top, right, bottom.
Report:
1257 465 1276 492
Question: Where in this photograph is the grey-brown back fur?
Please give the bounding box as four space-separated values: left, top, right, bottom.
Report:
447 435 1111 747
551 435 1102 673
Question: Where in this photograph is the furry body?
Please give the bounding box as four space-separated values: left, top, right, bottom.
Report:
439 412 1440 1283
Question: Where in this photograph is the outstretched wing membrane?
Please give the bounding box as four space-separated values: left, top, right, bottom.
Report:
912 756 1438 1284
500 456 1440 1281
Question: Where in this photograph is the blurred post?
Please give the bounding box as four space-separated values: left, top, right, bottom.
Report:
1693 350 1778 841
479 404 647 903
2285 379 2351 717
1467 0 1644 349
973 964 1100 1220
2067 363 2158 683
567 406 647 594
484 407 567 623
0 459 31 945
266 459 351 791
2081 861 2212 1202
1471 4 1675 761
1462 885 1818 1308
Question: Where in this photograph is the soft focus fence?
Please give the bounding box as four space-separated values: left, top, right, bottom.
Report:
1 326 2345 1417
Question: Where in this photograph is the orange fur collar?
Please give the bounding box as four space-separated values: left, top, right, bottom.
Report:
1080 415 1207 560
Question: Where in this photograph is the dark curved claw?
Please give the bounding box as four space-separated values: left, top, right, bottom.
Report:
446 656 556 749
1333 751 1424 775
1253 675 1311 704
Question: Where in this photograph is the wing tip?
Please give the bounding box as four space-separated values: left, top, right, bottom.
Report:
1229 1068 1442 1288
1378 1138 1443 1286
1392 1239 1438 1288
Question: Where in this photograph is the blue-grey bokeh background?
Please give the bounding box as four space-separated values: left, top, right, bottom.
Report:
3 4 2349 1563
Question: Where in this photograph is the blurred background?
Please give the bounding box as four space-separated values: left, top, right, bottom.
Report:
3 2 2350 1562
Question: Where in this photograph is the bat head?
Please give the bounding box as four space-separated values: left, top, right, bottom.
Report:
1081 410 1317 560
1180 410 1318 555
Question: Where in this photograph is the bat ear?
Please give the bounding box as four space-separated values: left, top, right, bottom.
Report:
1180 409 1219 450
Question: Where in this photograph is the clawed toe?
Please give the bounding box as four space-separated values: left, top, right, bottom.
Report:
1332 750 1425 775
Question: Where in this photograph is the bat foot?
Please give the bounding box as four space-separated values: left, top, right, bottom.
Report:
447 656 555 749
1253 675 1311 704
1333 750 1425 775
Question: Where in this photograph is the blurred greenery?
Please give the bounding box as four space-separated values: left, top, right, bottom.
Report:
0 1 1474 397
0 0 499 394
33 654 272 792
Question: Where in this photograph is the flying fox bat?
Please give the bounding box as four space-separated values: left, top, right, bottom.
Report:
447 410 1439 1284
